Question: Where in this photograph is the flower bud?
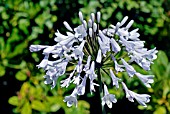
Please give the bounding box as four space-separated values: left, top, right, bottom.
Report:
90 13 95 22
79 11 84 22
63 21 73 31
97 11 101 23
93 23 97 32
126 20 134 29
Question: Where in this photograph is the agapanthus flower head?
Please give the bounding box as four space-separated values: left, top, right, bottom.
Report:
30 11 158 108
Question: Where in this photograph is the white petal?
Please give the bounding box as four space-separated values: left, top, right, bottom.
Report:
110 38 121 53
106 100 112 108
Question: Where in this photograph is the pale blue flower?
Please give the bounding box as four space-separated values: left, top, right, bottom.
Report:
110 38 121 53
60 69 75 88
44 74 59 89
110 69 121 88
72 73 81 85
77 75 87 95
72 40 85 59
36 54 49 69
135 73 154 88
144 47 158 61
89 81 99 94
102 84 117 108
117 28 129 37
122 82 151 107
86 61 97 81
83 55 91 71
44 75 52 85
64 88 78 107
82 20 87 30
86 61 99 94
98 36 110 57
74 25 87 40
121 58 136 77
111 55 124 73
29 45 49 52
129 28 140 40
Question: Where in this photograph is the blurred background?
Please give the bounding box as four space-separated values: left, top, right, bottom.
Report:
0 0 170 114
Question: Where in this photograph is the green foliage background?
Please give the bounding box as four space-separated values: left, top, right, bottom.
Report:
0 0 170 114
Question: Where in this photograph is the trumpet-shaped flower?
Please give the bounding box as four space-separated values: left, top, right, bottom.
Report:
111 55 124 73
64 88 78 107
135 73 154 88
122 82 151 107
77 75 87 95
102 84 117 108
121 58 136 77
110 69 121 88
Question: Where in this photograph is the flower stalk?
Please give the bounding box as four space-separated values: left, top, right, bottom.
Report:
97 67 106 114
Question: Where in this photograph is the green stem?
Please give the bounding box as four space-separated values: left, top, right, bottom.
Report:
97 68 106 114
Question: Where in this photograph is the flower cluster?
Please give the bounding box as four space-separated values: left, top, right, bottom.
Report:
30 11 157 108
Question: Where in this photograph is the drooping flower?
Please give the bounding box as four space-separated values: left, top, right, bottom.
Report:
83 55 91 71
121 58 136 77
64 88 78 107
102 84 117 108
109 69 121 88
122 82 151 107
36 54 49 69
86 61 99 94
77 75 87 95
135 73 154 88
29 45 49 52
110 38 121 53
111 55 124 73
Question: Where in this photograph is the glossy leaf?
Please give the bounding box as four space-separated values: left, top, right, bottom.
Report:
0 65 5 76
21 102 32 114
8 96 19 106
15 70 27 81
31 100 47 111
